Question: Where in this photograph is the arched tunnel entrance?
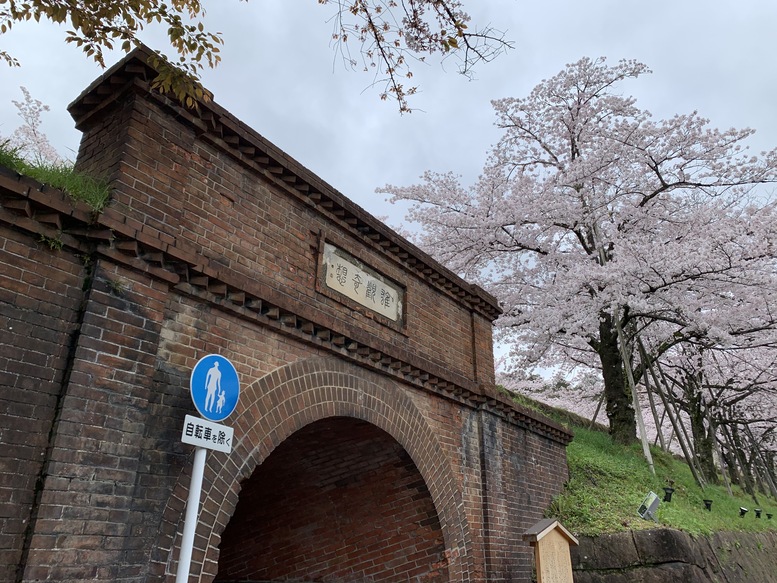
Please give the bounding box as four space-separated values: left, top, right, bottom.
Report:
214 416 448 582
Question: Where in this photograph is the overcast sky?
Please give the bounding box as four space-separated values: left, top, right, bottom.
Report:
1 0 776 229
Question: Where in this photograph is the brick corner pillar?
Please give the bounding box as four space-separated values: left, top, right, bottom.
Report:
476 406 573 582
20 263 171 582
18 48 190 582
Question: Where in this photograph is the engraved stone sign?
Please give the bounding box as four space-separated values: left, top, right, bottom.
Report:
322 243 403 322
523 519 578 583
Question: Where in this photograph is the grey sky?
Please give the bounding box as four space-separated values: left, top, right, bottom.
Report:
1 0 776 229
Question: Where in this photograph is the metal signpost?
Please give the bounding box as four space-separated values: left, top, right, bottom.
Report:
175 354 240 583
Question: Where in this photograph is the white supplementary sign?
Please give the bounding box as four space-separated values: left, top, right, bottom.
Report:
323 243 403 322
181 414 234 453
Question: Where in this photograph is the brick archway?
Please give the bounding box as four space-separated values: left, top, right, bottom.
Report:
3 50 573 583
216 416 448 581
155 357 477 582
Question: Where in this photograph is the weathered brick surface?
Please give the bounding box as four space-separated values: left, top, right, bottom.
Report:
476 411 570 581
20 260 169 582
216 417 447 582
0 47 572 583
0 224 87 582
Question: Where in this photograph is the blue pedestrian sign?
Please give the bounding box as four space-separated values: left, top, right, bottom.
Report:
190 354 240 422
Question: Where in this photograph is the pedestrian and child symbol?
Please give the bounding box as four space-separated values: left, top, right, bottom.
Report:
190 355 240 422
204 361 222 413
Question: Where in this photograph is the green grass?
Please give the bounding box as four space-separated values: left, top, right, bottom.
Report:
546 422 777 537
0 141 111 211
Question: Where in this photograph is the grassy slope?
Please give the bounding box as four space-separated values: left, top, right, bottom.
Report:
513 395 777 537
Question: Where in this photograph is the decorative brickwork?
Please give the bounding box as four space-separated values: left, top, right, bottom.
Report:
184 358 470 582
0 46 572 583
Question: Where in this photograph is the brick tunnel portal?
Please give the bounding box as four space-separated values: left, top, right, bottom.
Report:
215 417 447 582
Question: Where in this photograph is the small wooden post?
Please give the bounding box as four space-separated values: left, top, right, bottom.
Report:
523 519 578 583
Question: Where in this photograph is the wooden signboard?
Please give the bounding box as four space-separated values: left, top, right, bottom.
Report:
523 519 578 583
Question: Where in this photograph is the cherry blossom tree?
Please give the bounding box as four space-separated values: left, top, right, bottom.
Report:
3 86 62 165
0 0 509 111
384 57 777 445
656 340 777 488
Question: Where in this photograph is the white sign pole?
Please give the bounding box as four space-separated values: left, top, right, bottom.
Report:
178 354 239 582
175 446 207 583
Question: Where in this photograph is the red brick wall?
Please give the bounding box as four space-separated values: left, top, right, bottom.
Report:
0 222 87 582
83 89 484 386
216 417 447 582
0 47 572 583
20 259 170 581
476 412 571 581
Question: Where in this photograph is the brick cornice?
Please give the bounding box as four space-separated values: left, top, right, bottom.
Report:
0 165 571 445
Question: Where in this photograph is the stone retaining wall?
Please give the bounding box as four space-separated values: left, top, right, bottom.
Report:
571 528 777 583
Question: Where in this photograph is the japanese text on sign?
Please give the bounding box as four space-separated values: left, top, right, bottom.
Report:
323 243 403 322
181 414 234 453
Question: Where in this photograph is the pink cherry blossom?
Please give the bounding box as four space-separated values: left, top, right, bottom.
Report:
384 57 777 451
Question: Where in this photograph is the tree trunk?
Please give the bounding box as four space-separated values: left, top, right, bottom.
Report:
729 424 757 498
686 387 719 484
597 314 637 445
766 451 777 488
721 445 742 486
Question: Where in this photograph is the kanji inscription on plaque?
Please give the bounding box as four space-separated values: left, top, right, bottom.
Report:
322 243 403 322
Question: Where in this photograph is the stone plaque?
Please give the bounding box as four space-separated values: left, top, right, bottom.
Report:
322 243 403 322
523 519 578 583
